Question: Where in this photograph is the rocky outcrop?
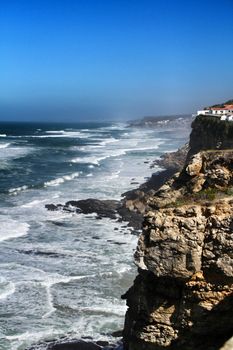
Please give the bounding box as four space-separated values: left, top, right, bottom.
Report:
151 143 189 171
188 115 233 158
45 146 189 231
122 149 233 350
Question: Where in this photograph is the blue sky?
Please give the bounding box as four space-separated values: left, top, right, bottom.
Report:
1 0 233 121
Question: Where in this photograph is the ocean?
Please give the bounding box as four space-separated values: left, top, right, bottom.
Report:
0 121 189 350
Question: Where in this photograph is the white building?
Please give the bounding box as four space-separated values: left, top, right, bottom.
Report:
197 104 233 121
197 109 210 115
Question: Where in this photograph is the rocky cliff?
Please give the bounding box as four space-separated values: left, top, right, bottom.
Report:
122 117 233 350
188 115 233 158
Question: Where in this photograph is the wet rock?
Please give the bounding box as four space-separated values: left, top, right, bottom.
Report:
47 340 101 350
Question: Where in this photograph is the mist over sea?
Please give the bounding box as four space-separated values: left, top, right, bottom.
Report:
0 121 188 350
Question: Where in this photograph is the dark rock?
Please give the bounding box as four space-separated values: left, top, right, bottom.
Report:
17 249 64 258
45 204 62 211
47 340 101 350
96 341 109 347
111 330 123 337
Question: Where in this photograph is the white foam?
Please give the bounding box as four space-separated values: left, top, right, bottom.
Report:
45 130 66 134
44 172 80 187
31 130 93 138
99 138 119 146
41 273 95 318
0 277 16 300
0 142 10 148
71 156 102 165
8 185 28 195
71 149 126 165
4 328 59 350
0 134 6 137
0 220 30 242
21 199 48 208
0 146 33 161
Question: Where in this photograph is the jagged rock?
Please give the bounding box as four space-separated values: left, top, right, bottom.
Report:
123 148 233 350
186 152 203 176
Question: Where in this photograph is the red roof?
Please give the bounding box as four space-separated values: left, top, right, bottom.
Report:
210 104 233 110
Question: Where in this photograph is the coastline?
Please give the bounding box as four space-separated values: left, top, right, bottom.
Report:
45 144 189 233
0 118 192 350
29 143 190 350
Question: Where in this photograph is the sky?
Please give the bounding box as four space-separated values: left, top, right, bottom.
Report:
0 0 233 121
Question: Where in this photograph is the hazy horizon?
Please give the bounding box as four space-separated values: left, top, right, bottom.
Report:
1 0 233 122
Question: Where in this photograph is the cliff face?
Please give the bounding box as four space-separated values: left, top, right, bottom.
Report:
122 118 233 350
188 115 233 158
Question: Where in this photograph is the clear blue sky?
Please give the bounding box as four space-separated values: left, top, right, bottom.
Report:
1 0 233 121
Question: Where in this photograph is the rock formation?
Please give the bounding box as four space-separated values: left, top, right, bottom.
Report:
188 115 233 158
122 118 233 350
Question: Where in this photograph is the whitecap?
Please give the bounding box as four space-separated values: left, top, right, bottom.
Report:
44 178 65 187
0 134 6 137
8 185 28 195
0 220 30 242
0 143 10 148
21 199 48 208
71 150 126 165
44 172 80 187
45 130 66 134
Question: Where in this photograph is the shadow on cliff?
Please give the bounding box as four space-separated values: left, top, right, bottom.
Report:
122 270 233 350
170 291 233 350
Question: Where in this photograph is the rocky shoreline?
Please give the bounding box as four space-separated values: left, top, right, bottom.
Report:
37 143 189 350
45 145 189 232
28 338 123 350
122 116 233 350
33 115 233 350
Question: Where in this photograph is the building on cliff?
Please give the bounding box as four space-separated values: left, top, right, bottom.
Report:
197 104 233 120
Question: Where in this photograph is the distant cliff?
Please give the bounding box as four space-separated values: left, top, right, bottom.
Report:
122 116 233 350
128 114 192 129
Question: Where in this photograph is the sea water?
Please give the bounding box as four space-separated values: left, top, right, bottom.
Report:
0 121 189 350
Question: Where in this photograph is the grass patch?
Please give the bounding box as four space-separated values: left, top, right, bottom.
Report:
172 187 233 208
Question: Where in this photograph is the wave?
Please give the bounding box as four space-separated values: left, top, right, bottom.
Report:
0 142 10 148
44 172 80 187
0 277 16 300
30 130 93 138
0 146 33 162
41 273 96 318
71 149 127 165
0 134 7 137
71 142 164 166
8 185 28 195
99 138 119 146
0 220 30 242
45 130 66 134
4 328 59 349
21 199 48 208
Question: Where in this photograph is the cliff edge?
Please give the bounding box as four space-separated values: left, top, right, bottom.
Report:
122 117 233 350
